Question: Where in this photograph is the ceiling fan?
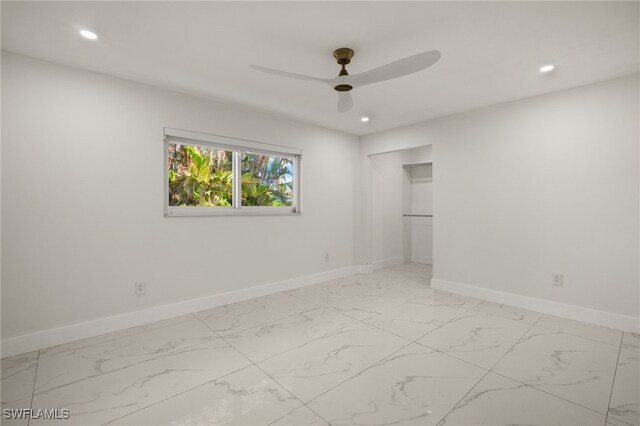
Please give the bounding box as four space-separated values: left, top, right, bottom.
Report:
251 48 441 112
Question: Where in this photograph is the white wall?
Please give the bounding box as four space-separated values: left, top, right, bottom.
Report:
1 53 361 343
361 75 640 330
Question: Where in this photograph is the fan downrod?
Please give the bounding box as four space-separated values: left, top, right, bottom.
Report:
333 48 354 92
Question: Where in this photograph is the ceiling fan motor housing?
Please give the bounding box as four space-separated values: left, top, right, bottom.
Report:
333 47 354 64
333 48 354 92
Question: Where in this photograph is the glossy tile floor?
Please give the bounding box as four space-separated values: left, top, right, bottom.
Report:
2 263 639 425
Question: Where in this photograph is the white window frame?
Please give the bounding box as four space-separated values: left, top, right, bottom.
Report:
164 127 301 216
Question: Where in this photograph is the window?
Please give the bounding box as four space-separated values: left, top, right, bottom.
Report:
241 153 294 207
168 145 234 207
164 128 300 216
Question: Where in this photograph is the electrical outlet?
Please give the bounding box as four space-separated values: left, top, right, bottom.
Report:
135 282 146 296
324 252 330 263
552 273 563 287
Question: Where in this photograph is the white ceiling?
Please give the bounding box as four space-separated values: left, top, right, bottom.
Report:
2 1 638 135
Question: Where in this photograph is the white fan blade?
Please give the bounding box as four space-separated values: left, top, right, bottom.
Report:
337 91 353 112
349 50 441 88
251 65 332 85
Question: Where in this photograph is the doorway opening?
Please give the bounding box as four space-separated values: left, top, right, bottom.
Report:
403 162 433 265
369 145 433 272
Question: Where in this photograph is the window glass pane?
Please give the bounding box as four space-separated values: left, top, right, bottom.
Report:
241 152 294 206
168 143 233 206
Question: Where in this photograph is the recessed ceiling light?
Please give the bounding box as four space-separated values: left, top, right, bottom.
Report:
361 116 370 123
80 30 98 40
539 65 554 73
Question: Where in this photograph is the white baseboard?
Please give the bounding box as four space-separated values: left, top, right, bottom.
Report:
431 278 640 334
371 256 404 271
355 264 374 274
1 265 362 358
411 255 432 265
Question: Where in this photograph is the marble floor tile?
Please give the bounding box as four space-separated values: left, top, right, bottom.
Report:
332 273 404 290
288 271 430 313
608 348 640 425
195 292 317 336
367 267 425 286
328 282 429 321
439 372 605 426
622 332 640 351
30 339 250 425
606 417 635 426
288 276 383 306
387 262 433 277
2 264 634 426
536 314 623 346
364 299 446 341
418 310 531 369
493 325 620 413
390 277 433 294
307 343 485 426
35 315 218 393
108 365 300 425
270 406 328 426
39 315 195 359
224 308 357 363
258 323 408 402
1 351 38 425
472 300 542 325
413 289 483 313
365 289 483 339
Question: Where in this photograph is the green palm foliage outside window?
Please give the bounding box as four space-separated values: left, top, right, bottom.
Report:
241 153 293 206
168 143 293 207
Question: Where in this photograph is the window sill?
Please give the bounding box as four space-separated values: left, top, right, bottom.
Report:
165 207 300 217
